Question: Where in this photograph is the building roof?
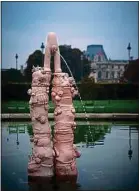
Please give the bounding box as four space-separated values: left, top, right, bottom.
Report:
111 60 127 62
87 45 108 60
96 60 128 65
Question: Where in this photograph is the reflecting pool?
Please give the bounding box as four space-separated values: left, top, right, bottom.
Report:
2 121 139 191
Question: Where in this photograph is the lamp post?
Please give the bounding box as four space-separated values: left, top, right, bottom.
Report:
16 126 19 148
40 42 45 54
128 126 133 160
41 42 45 66
80 54 84 80
127 43 131 62
15 54 18 70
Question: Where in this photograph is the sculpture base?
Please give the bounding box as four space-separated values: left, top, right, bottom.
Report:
55 174 77 182
55 166 78 177
28 175 53 183
28 166 54 178
28 176 54 191
28 175 79 191
55 159 78 177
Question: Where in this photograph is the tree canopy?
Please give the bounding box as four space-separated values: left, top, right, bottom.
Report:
24 50 44 81
122 59 139 84
24 46 91 82
2 68 25 84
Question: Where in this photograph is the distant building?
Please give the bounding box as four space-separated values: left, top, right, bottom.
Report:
85 44 128 82
90 60 127 83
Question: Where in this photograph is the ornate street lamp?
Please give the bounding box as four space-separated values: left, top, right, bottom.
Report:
127 43 131 61
80 54 84 79
128 126 133 160
40 42 45 66
40 42 45 53
15 53 18 70
16 126 19 148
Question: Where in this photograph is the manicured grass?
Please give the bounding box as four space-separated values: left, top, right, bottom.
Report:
2 100 139 113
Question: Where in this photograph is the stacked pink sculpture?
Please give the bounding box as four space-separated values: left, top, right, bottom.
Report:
27 66 54 177
28 32 81 179
52 72 81 178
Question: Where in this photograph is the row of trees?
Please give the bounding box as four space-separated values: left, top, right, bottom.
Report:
2 46 91 83
23 47 139 84
2 68 26 84
79 77 139 100
2 45 139 84
24 45 90 82
120 59 139 84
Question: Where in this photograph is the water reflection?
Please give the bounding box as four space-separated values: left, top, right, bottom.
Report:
2 121 139 191
128 126 133 160
4 122 137 154
74 124 111 148
28 176 81 191
6 122 112 148
8 124 27 148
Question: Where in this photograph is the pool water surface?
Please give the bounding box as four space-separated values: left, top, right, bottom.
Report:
1 121 139 191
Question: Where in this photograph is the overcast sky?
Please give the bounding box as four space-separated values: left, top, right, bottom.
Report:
2 1 138 69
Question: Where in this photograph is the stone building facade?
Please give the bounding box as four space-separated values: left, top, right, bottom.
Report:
85 45 128 82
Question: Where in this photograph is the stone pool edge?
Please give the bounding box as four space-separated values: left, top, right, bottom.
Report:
1 113 139 120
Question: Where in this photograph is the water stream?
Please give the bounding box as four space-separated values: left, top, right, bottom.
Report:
56 51 93 141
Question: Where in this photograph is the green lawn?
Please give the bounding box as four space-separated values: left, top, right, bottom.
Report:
2 100 139 113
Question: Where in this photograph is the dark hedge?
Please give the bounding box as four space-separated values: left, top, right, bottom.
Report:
2 83 139 101
78 83 139 100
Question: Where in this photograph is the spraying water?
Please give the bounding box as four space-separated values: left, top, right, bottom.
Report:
56 51 93 141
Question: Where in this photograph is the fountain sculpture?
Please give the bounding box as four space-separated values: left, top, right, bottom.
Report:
28 32 81 180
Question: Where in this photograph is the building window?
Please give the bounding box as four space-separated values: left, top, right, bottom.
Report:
98 71 101 79
98 55 101 62
106 71 109 78
111 71 114 79
120 65 124 70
